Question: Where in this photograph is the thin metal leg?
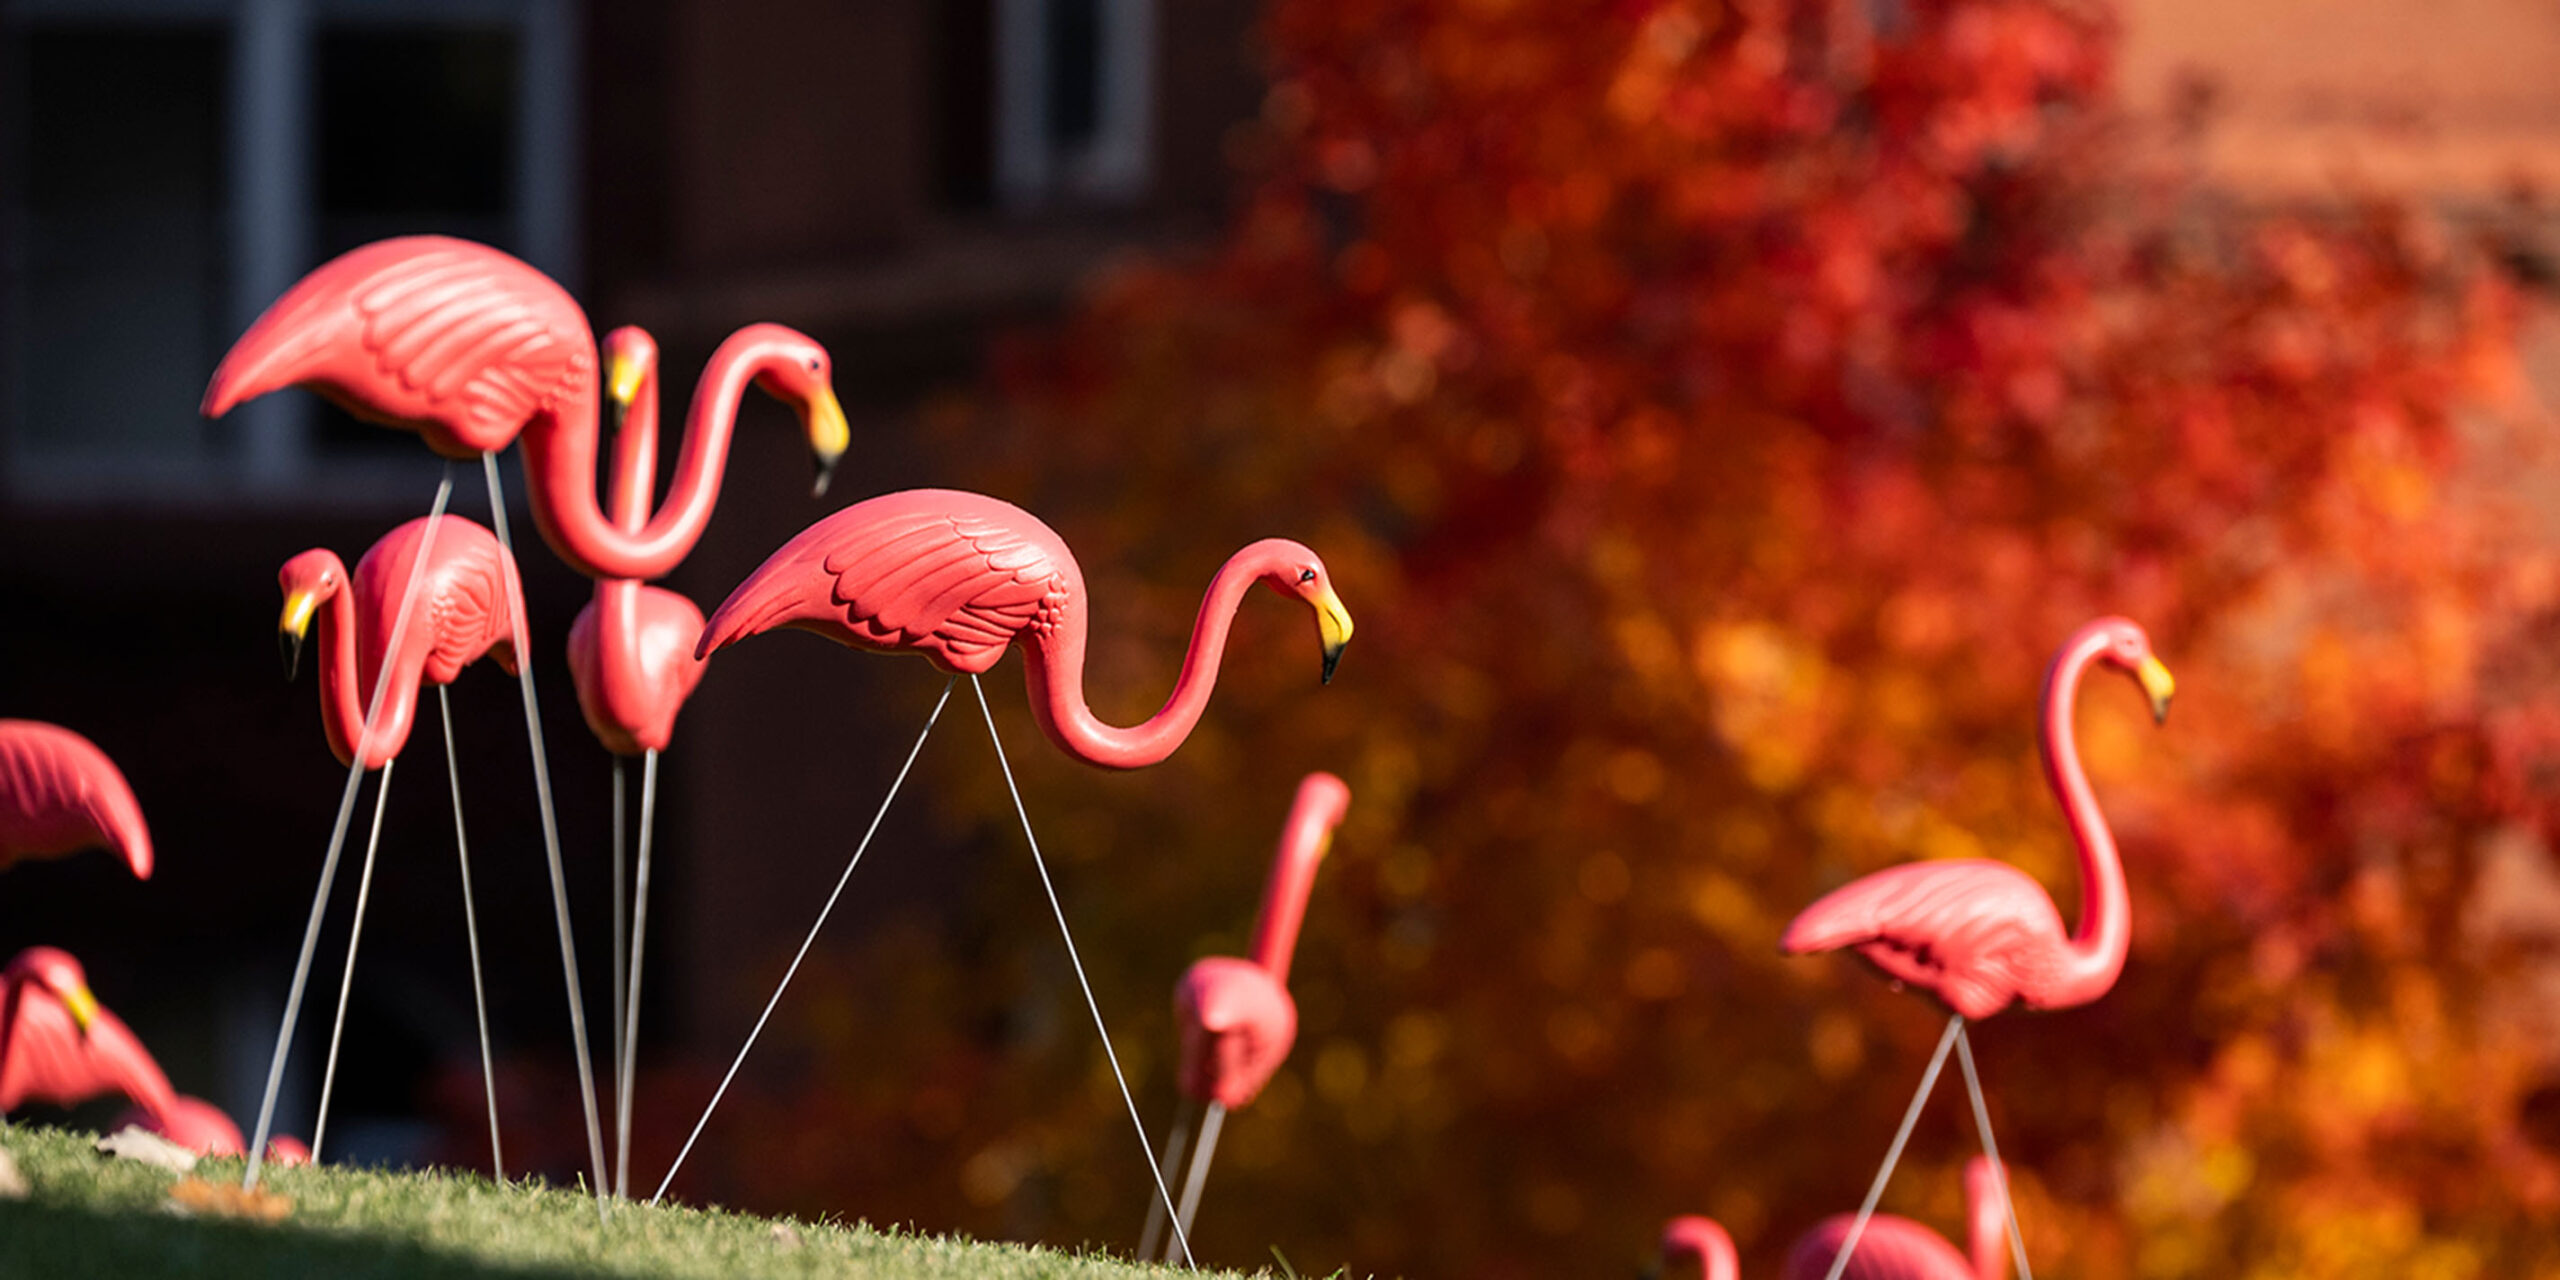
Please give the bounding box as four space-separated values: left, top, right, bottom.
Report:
1820 1015 1964 1280
246 465 455 1190
972 676 1196 1271
609 755 627 1196
1168 1101 1226 1261
1955 1027 2033 1280
310 758 396 1163
439 685 505 1182
480 454 611 1220
651 680 955 1205
1139 1096 1200 1261
616 748 658 1199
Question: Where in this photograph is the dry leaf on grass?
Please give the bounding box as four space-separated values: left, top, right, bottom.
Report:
769 1222 803 1249
0 1145 26 1199
96 1127 197 1173
168 1176 293 1222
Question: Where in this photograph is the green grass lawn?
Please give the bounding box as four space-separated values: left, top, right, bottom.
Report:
0 1122 1275 1279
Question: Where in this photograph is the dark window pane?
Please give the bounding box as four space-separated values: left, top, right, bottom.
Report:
1044 0 1100 152
12 26 228 458
934 0 996 211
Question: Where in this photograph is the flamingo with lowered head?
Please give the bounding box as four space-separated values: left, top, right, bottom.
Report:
653 490 1355 1266
1659 1157 2010 1280
1778 617 2171 1280
0 720 153 881
205 234 850 1203
0 947 176 1120
1141 771 1352 1261
278 515 523 1176
116 1095 311 1166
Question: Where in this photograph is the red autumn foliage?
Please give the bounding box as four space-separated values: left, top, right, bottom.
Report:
720 0 2560 1274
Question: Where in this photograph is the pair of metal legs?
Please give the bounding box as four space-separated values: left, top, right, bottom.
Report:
244 459 611 1223
1817 1015 2035 1280
608 749 660 1199
1139 1096 1228 1263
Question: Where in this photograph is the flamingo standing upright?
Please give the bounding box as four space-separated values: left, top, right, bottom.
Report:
1657 1158 2010 1280
652 489 1354 1267
563 325 710 1197
1778 617 2173 1280
0 720 153 881
277 515 523 1173
0 947 176 1121
1140 771 1351 1260
204 234 848 1203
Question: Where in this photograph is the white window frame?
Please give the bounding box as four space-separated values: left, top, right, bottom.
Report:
1 0 578 508
993 0 1153 210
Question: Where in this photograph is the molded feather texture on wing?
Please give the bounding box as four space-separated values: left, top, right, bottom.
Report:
1783 1214 1982 1280
350 516 524 690
204 236 593 457
0 720 152 878
1780 860 2071 1020
0 986 178 1118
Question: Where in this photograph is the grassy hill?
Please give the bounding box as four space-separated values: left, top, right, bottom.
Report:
0 1122 1273 1279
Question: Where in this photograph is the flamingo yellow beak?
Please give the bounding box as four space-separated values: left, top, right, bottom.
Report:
606 348 647 430
62 983 98 1035
1315 587 1354 684
279 590 319 680
805 385 849 498
2136 654 2175 724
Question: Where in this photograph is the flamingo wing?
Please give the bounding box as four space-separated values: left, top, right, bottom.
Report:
0 720 152 879
1780 860 2069 1020
0 993 177 1118
820 507 1067 672
1784 1214 1977 1280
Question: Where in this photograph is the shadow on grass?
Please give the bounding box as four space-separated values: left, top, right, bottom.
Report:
0 1196 595 1280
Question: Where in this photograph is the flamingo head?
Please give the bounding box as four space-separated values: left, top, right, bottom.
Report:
1657 1215 1739 1280
5 947 99 1035
601 325 660 431
1249 541 1354 684
277 549 348 681
736 323 849 498
2090 616 2175 724
1173 957 1298 1109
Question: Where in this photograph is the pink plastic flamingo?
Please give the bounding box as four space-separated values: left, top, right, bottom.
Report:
278 516 523 1176
0 947 177 1119
1141 772 1352 1260
1658 1158 2010 1280
695 488 1356 768
115 1095 311 1165
1778 617 2169 1280
0 720 153 880
1779 617 2173 1017
201 235 849 581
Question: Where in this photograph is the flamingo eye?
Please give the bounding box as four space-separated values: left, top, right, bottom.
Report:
805 357 821 372
1298 568 1317 584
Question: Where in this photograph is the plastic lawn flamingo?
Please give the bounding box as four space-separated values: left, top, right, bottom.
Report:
657 489 1355 1269
563 325 711 1197
1782 1157 2013 1280
0 720 153 880
278 515 521 1175
1779 617 2172 1280
1140 771 1351 1261
0 947 177 1119
117 1095 312 1165
205 234 848 1205
1659 1158 2009 1280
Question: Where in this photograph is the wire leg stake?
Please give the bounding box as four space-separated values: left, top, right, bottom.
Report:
615 747 659 1198
1139 1096 1200 1261
609 755 628 1192
480 454 611 1221
1955 1026 2034 1280
650 678 957 1206
309 758 395 1163
246 465 456 1190
439 686 505 1181
1167 1101 1227 1261
972 675 1197 1271
1820 1014 1964 1280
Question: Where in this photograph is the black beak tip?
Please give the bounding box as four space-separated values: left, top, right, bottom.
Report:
1321 647 1343 686
812 453 840 499
2151 697 2172 726
281 630 304 681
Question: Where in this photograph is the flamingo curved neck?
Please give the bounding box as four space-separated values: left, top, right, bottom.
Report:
2037 631 2132 1007
1022 544 1290 770
522 329 782 581
308 573 370 768
607 357 660 533
1249 784 1344 985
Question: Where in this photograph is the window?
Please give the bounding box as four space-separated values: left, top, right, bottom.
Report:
0 0 576 505
992 0 1153 210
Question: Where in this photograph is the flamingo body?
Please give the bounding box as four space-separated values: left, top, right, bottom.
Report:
1781 1157 2012 1280
0 720 152 879
280 515 526 770
114 1094 313 1164
1781 618 2172 1017
568 582 708 756
0 947 177 1120
698 490 1355 769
